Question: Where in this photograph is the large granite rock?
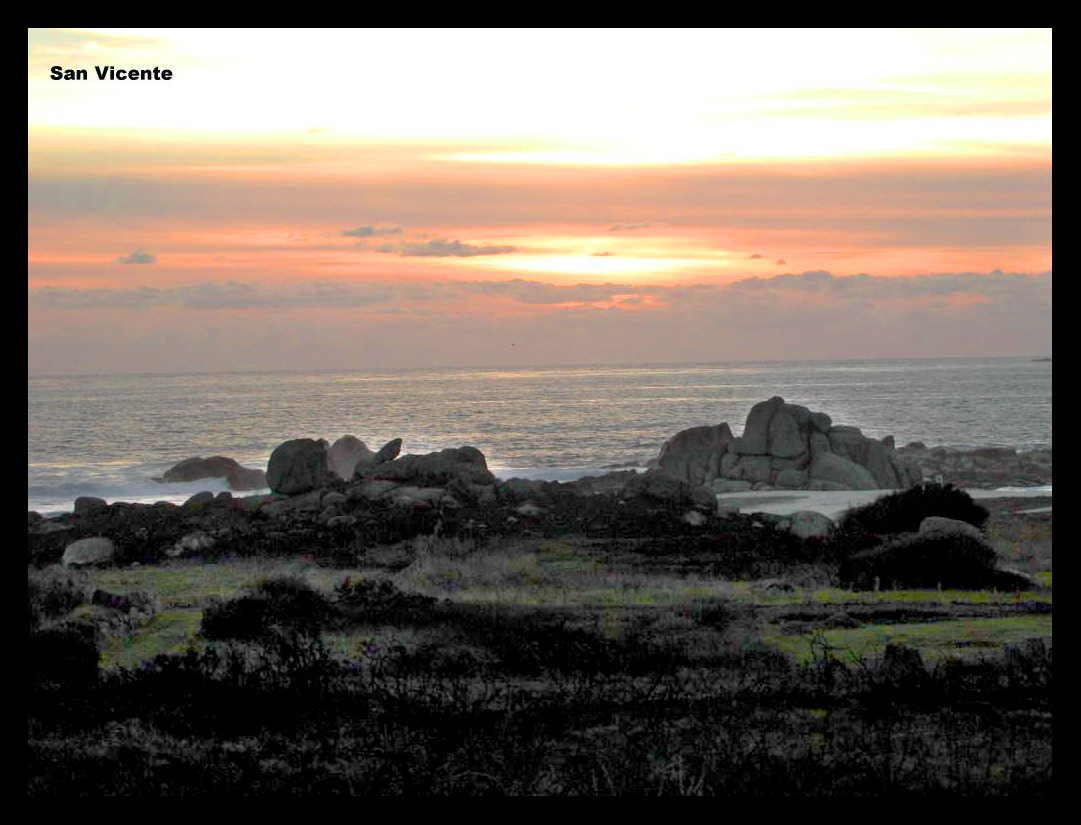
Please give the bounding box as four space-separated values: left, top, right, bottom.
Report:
653 396 923 491
654 423 734 487
266 438 329 495
362 445 495 487
733 396 786 455
327 436 373 481
809 452 878 490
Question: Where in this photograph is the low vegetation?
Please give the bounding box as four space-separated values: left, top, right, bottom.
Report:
830 482 990 555
28 485 1052 795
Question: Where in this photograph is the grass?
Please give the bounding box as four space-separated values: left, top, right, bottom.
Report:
765 616 1054 664
38 532 1051 674
28 496 1052 795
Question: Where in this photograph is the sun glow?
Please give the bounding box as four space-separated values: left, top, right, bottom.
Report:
464 253 727 280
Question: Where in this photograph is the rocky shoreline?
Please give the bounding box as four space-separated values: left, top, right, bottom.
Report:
28 395 1050 575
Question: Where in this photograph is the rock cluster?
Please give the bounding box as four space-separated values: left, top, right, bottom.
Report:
655 396 923 491
897 444 1051 490
268 435 404 494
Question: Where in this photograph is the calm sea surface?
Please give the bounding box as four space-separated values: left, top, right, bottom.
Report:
28 357 1052 514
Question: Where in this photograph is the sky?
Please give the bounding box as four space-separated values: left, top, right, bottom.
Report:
28 28 1052 375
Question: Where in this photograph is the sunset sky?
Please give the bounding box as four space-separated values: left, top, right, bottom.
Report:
28 28 1052 375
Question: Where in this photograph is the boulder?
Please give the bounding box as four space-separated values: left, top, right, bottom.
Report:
919 516 984 541
262 490 324 518
225 465 267 492
372 438 403 466
719 452 740 479
62 536 117 567
154 456 266 491
809 452 877 490
655 423 734 486
619 470 717 513
327 435 373 481
775 468 808 489
733 396 785 455
73 496 108 516
183 491 216 508
783 510 834 540
266 438 328 495
767 405 806 458
364 445 494 487
727 455 773 484
168 531 215 558
730 458 773 484
810 412 832 433
829 428 900 488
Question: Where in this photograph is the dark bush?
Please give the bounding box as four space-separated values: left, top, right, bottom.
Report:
29 621 100 687
201 574 335 642
28 571 87 631
334 576 437 618
831 483 989 555
839 532 998 590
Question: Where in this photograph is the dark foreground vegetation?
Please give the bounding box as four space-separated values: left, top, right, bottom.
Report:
30 579 1052 795
28 484 1051 794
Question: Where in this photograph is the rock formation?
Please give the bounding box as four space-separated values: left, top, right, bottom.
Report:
359 445 495 487
266 438 329 495
326 436 374 481
617 470 718 514
654 396 923 491
154 455 267 492
371 438 403 468
896 443 1051 490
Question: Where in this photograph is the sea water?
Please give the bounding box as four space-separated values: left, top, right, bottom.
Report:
28 357 1052 514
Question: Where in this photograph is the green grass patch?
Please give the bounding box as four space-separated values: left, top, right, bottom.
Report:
98 608 205 670
765 615 1053 664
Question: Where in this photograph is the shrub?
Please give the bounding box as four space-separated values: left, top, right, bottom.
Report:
831 483 989 555
201 574 335 642
334 576 437 617
28 569 88 630
133 626 337 703
838 532 998 590
29 621 100 687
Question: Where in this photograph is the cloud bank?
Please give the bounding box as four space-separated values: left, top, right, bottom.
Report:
374 238 518 257
28 270 1052 374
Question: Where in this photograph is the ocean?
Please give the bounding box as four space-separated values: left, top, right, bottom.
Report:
28 357 1052 515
